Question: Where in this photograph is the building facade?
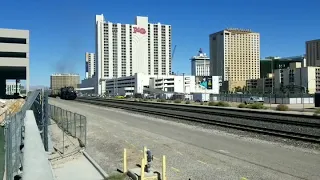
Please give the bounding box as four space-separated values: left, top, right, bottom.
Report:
0 28 29 97
191 48 210 76
306 39 320 66
104 73 220 96
95 14 172 94
260 55 306 78
85 52 95 79
209 28 260 90
50 74 80 94
274 62 320 94
6 81 21 95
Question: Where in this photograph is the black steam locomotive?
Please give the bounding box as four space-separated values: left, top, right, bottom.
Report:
59 86 77 100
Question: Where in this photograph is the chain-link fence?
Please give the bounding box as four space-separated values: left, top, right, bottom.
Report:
212 93 314 104
48 105 87 154
3 90 49 180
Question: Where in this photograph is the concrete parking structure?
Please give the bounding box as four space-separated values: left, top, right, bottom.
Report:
0 28 29 97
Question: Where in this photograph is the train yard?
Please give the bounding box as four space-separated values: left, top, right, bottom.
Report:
49 97 320 180
76 97 320 144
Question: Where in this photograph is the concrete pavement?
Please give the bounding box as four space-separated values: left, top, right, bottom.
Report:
50 152 105 180
48 116 107 180
49 98 320 180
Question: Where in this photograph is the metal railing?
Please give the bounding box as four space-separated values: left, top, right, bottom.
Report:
48 104 87 153
3 90 50 180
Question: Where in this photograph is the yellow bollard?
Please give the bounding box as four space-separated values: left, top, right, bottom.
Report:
143 146 147 164
162 155 167 180
240 178 248 180
123 148 127 173
141 158 145 180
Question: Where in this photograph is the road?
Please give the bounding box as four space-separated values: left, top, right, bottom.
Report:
49 98 320 180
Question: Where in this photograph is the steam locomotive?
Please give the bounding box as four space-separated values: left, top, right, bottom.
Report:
49 86 77 100
59 86 77 100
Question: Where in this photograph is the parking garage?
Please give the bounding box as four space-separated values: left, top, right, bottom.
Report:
0 28 29 98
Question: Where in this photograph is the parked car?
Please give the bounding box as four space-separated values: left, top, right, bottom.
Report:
244 96 264 104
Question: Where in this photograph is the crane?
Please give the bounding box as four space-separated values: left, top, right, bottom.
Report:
170 45 177 75
172 45 177 62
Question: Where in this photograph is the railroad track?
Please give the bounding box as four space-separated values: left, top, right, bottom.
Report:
75 97 320 143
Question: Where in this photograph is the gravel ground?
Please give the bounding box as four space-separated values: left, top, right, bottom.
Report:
49 98 320 180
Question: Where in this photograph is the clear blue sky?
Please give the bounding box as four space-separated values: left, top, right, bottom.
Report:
1 0 319 86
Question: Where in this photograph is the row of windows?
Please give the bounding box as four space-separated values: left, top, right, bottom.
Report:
0 37 27 44
0 52 27 58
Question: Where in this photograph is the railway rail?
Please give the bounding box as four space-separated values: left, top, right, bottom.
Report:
75 97 320 143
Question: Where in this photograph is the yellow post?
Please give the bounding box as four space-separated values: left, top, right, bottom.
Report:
162 155 166 180
141 158 145 180
123 148 127 173
143 146 147 164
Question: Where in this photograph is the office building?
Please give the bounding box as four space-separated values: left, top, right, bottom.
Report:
260 55 306 78
306 39 320 66
50 73 80 94
274 62 320 94
191 48 210 76
95 14 172 94
85 52 95 79
210 28 260 90
6 81 21 95
0 28 29 97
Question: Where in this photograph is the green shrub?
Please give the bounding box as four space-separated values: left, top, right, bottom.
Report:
276 104 289 111
238 103 246 108
216 101 230 107
157 99 166 102
200 102 204 105
174 99 182 103
208 101 217 106
248 103 265 109
185 100 191 104
313 108 320 116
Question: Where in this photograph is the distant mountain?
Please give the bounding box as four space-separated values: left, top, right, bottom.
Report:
29 86 49 90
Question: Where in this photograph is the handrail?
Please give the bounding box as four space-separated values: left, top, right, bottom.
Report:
22 110 54 180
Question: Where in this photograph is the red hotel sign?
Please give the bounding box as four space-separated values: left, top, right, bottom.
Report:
133 27 146 34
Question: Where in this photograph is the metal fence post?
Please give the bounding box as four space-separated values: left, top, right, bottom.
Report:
84 117 87 147
43 91 49 151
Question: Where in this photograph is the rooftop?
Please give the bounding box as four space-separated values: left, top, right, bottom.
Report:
51 73 80 76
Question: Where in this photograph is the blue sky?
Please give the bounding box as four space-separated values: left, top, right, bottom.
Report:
1 0 319 86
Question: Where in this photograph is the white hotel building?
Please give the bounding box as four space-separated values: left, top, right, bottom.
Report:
94 14 172 94
191 48 210 76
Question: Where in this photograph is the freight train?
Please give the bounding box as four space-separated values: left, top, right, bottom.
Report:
49 86 77 100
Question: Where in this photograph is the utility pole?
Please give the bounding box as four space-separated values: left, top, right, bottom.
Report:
262 77 265 94
271 59 274 94
113 77 115 97
182 73 185 94
131 74 133 97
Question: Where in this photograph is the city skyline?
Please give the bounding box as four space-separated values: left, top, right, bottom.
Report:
1 0 319 86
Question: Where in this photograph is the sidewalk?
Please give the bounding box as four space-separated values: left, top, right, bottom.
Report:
50 151 106 180
48 119 108 180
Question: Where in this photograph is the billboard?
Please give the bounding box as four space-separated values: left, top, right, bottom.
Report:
195 76 212 89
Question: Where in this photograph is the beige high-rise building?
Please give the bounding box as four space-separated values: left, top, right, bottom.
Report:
306 39 320 66
210 28 260 90
50 73 80 94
